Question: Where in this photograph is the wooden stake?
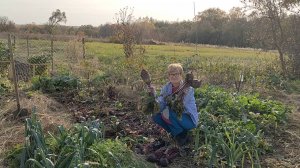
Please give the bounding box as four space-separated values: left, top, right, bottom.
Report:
8 34 20 113
51 35 54 73
82 37 85 59
26 35 29 57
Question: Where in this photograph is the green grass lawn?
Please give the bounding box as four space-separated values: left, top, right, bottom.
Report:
1 37 278 64
86 41 277 60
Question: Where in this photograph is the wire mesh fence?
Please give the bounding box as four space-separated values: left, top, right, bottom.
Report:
0 33 88 79
0 33 89 113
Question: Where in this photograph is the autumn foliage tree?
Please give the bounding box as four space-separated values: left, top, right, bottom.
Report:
134 17 156 44
196 8 229 44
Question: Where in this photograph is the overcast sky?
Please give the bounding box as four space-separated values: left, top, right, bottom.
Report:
0 0 243 26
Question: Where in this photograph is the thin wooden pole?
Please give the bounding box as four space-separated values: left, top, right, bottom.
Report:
51 35 54 73
33 65 36 76
194 2 198 55
8 34 20 113
82 37 85 59
26 35 29 57
13 35 16 49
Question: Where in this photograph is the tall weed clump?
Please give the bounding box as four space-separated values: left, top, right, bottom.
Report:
0 42 9 75
27 54 50 75
31 75 80 93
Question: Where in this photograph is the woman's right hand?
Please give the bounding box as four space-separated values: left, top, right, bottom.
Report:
147 85 156 96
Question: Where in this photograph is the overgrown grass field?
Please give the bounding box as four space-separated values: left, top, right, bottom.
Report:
1 38 282 91
86 41 281 91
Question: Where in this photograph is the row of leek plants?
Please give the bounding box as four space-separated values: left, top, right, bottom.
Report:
20 107 105 168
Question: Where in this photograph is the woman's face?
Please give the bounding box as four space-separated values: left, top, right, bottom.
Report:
168 69 182 86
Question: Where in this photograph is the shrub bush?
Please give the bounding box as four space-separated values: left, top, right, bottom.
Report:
27 54 50 75
0 42 10 74
31 75 81 93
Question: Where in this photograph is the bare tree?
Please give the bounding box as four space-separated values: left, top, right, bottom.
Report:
0 16 16 32
241 0 297 77
115 7 136 58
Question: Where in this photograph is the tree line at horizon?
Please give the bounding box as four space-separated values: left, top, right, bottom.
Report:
0 7 296 48
0 7 269 48
0 6 299 47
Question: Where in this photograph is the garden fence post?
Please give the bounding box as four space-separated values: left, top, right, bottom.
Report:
51 35 54 73
13 35 16 49
33 65 36 76
26 35 29 57
82 37 85 59
8 34 20 113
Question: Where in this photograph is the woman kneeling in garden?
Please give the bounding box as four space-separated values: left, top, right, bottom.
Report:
149 63 198 146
